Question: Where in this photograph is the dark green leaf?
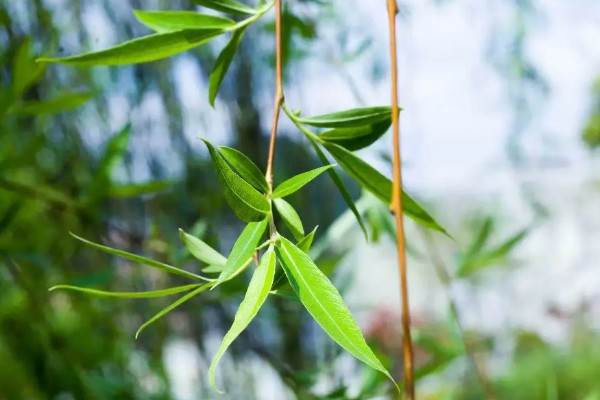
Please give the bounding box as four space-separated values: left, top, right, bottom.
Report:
297 226 318 253
318 120 391 151
12 92 92 115
49 284 202 298
209 29 245 106
209 245 276 392
273 198 304 240
219 145 268 192
179 228 227 267
275 236 397 389
13 38 45 98
272 165 334 198
134 10 234 33
189 0 258 15
297 106 392 128
217 219 268 284
202 139 270 222
38 29 225 66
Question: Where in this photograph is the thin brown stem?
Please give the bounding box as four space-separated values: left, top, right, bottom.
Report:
264 0 284 190
386 1 415 399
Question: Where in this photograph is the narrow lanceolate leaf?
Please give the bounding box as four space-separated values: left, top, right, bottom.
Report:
12 92 92 115
202 139 270 222
202 265 223 273
323 141 449 236
273 198 304 240
219 145 268 192
179 229 227 267
49 283 202 298
210 29 245 106
217 219 268 284
106 181 171 198
37 29 225 66
133 10 234 33
297 106 392 128
70 232 206 281
136 283 212 338
297 226 318 253
209 245 276 392
275 237 397 387
319 120 391 151
189 0 258 15
272 165 334 198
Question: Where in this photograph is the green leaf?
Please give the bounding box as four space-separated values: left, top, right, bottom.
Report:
133 10 234 33
319 120 391 151
179 229 227 267
13 38 45 98
219 145 268 192
217 219 268 284
136 283 212 338
209 245 276 392
323 141 449 236
275 236 397 389
70 232 206 281
189 0 258 15
106 181 171 198
297 106 392 128
202 265 223 273
273 198 304 240
297 226 318 253
49 283 202 298
272 165 334 198
38 29 225 66
209 29 245 106
202 139 270 222
12 92 92 115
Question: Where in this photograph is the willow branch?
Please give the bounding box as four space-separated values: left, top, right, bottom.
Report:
386 1 415 399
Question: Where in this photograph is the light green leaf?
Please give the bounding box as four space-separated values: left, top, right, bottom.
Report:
136 283 212 338
13 38 45 98
49 283 202 298
70 232 206 281
209 245 276 392
189 0 258 15
107 180 171 198
38 29 225 66
12 92 92 115
202 139 270 222
272 165 334 198
133 10 234 33
297 226 318 253
275 236 397 389
273 198 304 240
219 145 268 192
210 29 245 106
319 120 391 151
179 228 227 267
297 106 392 128
217 219 268 284
202 265 223 273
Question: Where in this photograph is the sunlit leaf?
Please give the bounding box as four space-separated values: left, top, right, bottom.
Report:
272 165 334 198
217 219 268 284
273 198 304 240
318 120 391 151
210 29 245 106
219 145 268 193
107 180 171 198
179 228 227 267
202 265 223 273
297 226 318 253
189 0 258 15
12 92 92 115
209 245 276 392
134 10 234 33
202 139 270 222
70 232 206 281
49 283 202 298
297 106 392 128
38 29 225 66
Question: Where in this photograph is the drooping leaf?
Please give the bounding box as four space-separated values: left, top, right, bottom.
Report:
136 283 212 338
219 145 268 192
133 10 234 33
272 165 334 198
297 106 392 128
179 229 227 267
209 245 276 392
202 139 270 222
217 219 268 284
70 233 206 281
273 198 304 240
106 180 171 198
189 0 258 15
38 29 225 66
318 120 391 151
209 29 245 106
275 236 397 388
49 283 202 298
297 226 318 253
12 92 92 115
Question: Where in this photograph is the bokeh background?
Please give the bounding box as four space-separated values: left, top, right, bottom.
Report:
1 0 599 399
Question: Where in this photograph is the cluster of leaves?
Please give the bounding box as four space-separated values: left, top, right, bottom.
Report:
41 0 450 393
